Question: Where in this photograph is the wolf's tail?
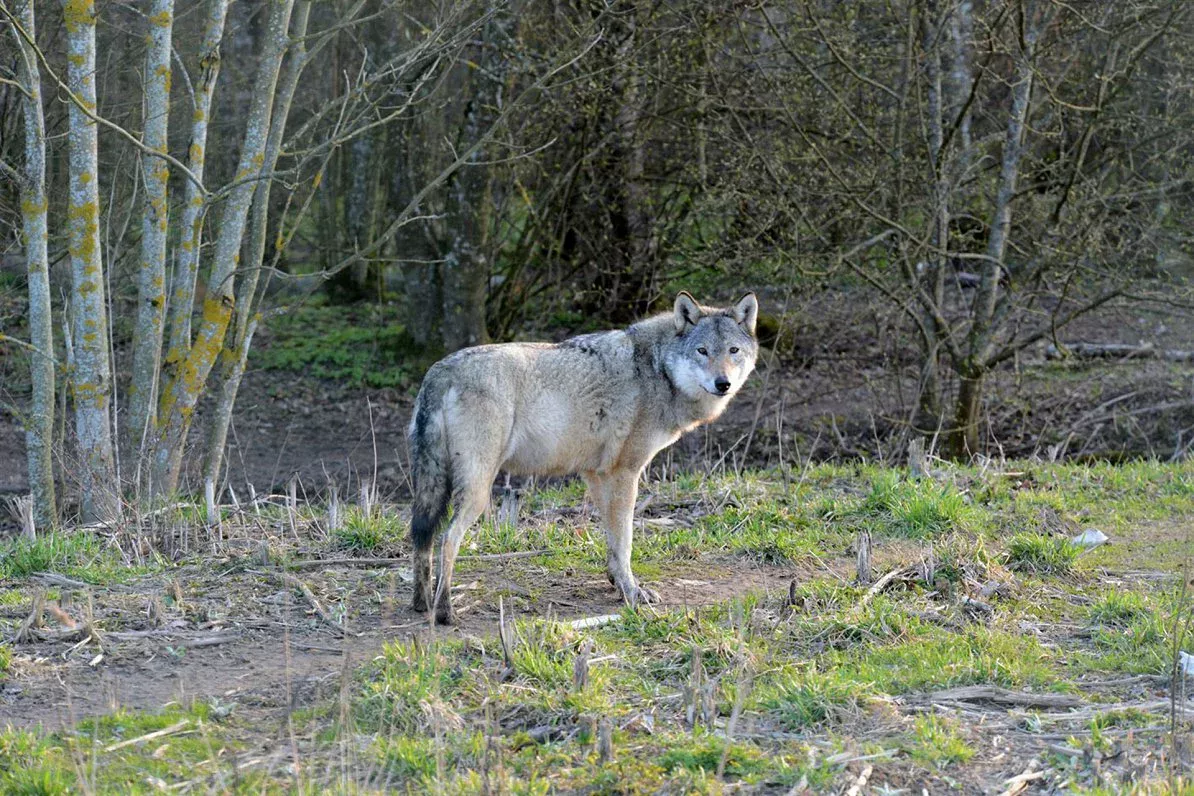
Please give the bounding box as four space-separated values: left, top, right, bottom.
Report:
408 381 451 553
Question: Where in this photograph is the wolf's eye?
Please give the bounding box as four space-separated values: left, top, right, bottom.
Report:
729 347 739 354
697 347 708 356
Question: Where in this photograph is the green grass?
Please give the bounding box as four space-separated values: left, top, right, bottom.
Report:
0 644 10 680
0 703 251 794
1006 533 1081 574
1079 591 1181 674
905 714 975 769
860 470 982 538
332 509 404 553
0 531 144 583
254 301 428 389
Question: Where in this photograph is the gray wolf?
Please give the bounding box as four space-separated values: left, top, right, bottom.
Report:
407 292 759 625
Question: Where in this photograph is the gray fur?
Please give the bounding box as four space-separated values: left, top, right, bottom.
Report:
407 291 759 624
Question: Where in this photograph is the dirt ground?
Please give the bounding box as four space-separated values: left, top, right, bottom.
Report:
0 530 796 732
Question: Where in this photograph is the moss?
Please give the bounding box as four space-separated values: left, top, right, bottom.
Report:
62 0 94 33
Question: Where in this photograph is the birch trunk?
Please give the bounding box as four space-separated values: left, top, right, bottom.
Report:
152 0 295 496
203 0 311 489
164 0 229 370
62 0 119 521
127 0 174 459
12 0 57 526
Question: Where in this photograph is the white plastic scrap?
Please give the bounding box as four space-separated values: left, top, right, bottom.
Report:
1181 651 1194 678
1071 528 1109 549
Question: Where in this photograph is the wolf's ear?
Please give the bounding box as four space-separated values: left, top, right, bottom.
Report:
674 291 701 333
733 293 758 336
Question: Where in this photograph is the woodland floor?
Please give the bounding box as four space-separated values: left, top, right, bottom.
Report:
0 461 1192 793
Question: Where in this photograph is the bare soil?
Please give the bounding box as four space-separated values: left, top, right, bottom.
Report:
0 548 795 732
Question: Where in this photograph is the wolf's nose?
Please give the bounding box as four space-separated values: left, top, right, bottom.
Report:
714 377 731 394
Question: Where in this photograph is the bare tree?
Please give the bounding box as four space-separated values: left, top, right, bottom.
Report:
8 0 56 526
164 0 229 377
202 0 314 489
62 0 119 522
151 0 296 496
126 0 175 460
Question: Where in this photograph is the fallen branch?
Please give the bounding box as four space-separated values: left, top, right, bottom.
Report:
1046 342 1194 362
997 762 1044 796
179 632 243 648
251 570 343 635
845 765 873 796
905 685 1082 708
858 566 916 607
570 614 622 630
32 572 95 589
104 719 191 752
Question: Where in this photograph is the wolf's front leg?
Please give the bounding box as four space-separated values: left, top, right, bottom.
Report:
599 470 661 607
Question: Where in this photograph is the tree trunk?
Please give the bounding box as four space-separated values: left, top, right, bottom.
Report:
440 22 503 352
62 0 119 522
152 0 295 497
917 0 949 432
391 125 442 348
947 373 983 459
947 8 1040 459
165 0 230 372
203 0 311 490
969 15 1039 368
127 0 175 461
948 0 974 172
602 1 656 320
12 0 57 527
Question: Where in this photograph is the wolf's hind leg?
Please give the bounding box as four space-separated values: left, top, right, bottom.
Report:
431 478 492 626
597 470 661 607
412 542 433 613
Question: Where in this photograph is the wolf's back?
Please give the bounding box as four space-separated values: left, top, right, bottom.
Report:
408 376 451 551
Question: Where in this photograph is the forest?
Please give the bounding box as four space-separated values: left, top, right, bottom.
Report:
0 0 1192 792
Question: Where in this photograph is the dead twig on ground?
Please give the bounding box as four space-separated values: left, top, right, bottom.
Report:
103 719 191 752
997 761 1044 796
905 685 1082 708
570 614 622 630
845 764 873 796
858 566 916 607
250 569 344 635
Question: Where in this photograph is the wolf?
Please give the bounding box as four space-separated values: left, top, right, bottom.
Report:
407 292 759 625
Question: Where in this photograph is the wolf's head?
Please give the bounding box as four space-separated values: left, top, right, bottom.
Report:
664 292 759 403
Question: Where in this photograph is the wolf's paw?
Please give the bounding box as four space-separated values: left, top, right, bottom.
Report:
411 591 432 613
623 584 661 608
434 603 458 626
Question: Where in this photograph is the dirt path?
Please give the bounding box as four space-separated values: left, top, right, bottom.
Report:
1 557 796 731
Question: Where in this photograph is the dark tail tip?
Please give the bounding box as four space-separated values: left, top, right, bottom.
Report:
410 500 448 551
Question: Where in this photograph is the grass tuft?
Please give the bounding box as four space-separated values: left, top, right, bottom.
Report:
1006 533 1081 574
333 510 403 553
906 714 975 769
860 471 982 538
0 531 135 582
